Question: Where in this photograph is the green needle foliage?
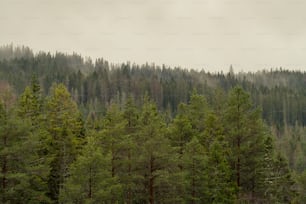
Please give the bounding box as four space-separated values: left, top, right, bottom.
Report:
0 69 303 203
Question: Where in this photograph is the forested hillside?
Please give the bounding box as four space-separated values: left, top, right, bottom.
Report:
0 45 306 203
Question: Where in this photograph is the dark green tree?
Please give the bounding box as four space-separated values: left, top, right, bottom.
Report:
224 86 266 201
206 140 236 203
182 137 208 203
45 84 84 202
122 96 139 204
0 88 50 203
60 135 121 203
98 103 126 202
135 97 179 204
272 153 297 203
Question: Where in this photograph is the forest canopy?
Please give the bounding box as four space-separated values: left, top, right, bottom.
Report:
0 45 306 203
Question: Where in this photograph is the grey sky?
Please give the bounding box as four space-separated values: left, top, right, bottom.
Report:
1 0 306 72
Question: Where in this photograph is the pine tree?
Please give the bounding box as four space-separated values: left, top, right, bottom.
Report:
297 170 306 203
60 136 121 203
16 79 51 203
182 137 208 203
135 97 178 203
45 83 84 202
272 153 297 203
206 140 236 203
98 103 126 202
17 77 42 126
258 136 276 202
122 96 139 204
0 98 50 203
224 86 266 201
169 103 194 159
200 112 224 149
200 111 236 203
186 91 208 133
167 103 194 202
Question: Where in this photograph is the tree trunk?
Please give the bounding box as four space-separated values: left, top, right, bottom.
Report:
111 143 115 178
88 167 92 199
192 158 195 204
236 93 241 198
237 137 240 189
2 135 7 203
149 156 154 204
127 150 131 204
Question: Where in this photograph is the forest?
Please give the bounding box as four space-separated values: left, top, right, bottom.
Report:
0 45 306 203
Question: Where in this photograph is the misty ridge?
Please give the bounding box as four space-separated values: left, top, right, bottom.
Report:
0 44 306 203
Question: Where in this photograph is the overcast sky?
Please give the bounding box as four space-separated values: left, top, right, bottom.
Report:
1 0 306 72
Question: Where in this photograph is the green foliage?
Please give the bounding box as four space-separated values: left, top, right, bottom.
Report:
182 137 208 203
297 170 306 203
45 83 84 202
271 153 297 203
121 97 139 203
169 104 194 154
98 103 127 202
135 97 179 203
206 141 236 203
0 59 302 203
186 91 209 132
0 103 50 203
60 136 121 204
224 86 267 201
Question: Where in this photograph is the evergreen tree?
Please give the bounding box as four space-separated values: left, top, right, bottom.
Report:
186 91 209 133
258 136 276 202
272 153 297 203
135 97 178 203
206 140 236 203
167 103 194 202
122 96 139 204
16 79 51 203
17 75 43 126
182 137 208 203
98 103 126 202
297 170 306 203
60 136 121 203
45 83 84 202
224 86 266 201
169 103 194 159
0 99 50 203
200 112 224 149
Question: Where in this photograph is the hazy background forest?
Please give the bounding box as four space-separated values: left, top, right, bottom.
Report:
0 45 306 203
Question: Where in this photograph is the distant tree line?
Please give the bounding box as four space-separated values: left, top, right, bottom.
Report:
1 45 306 128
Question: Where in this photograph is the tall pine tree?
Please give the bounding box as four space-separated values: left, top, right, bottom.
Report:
45 84 84 202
